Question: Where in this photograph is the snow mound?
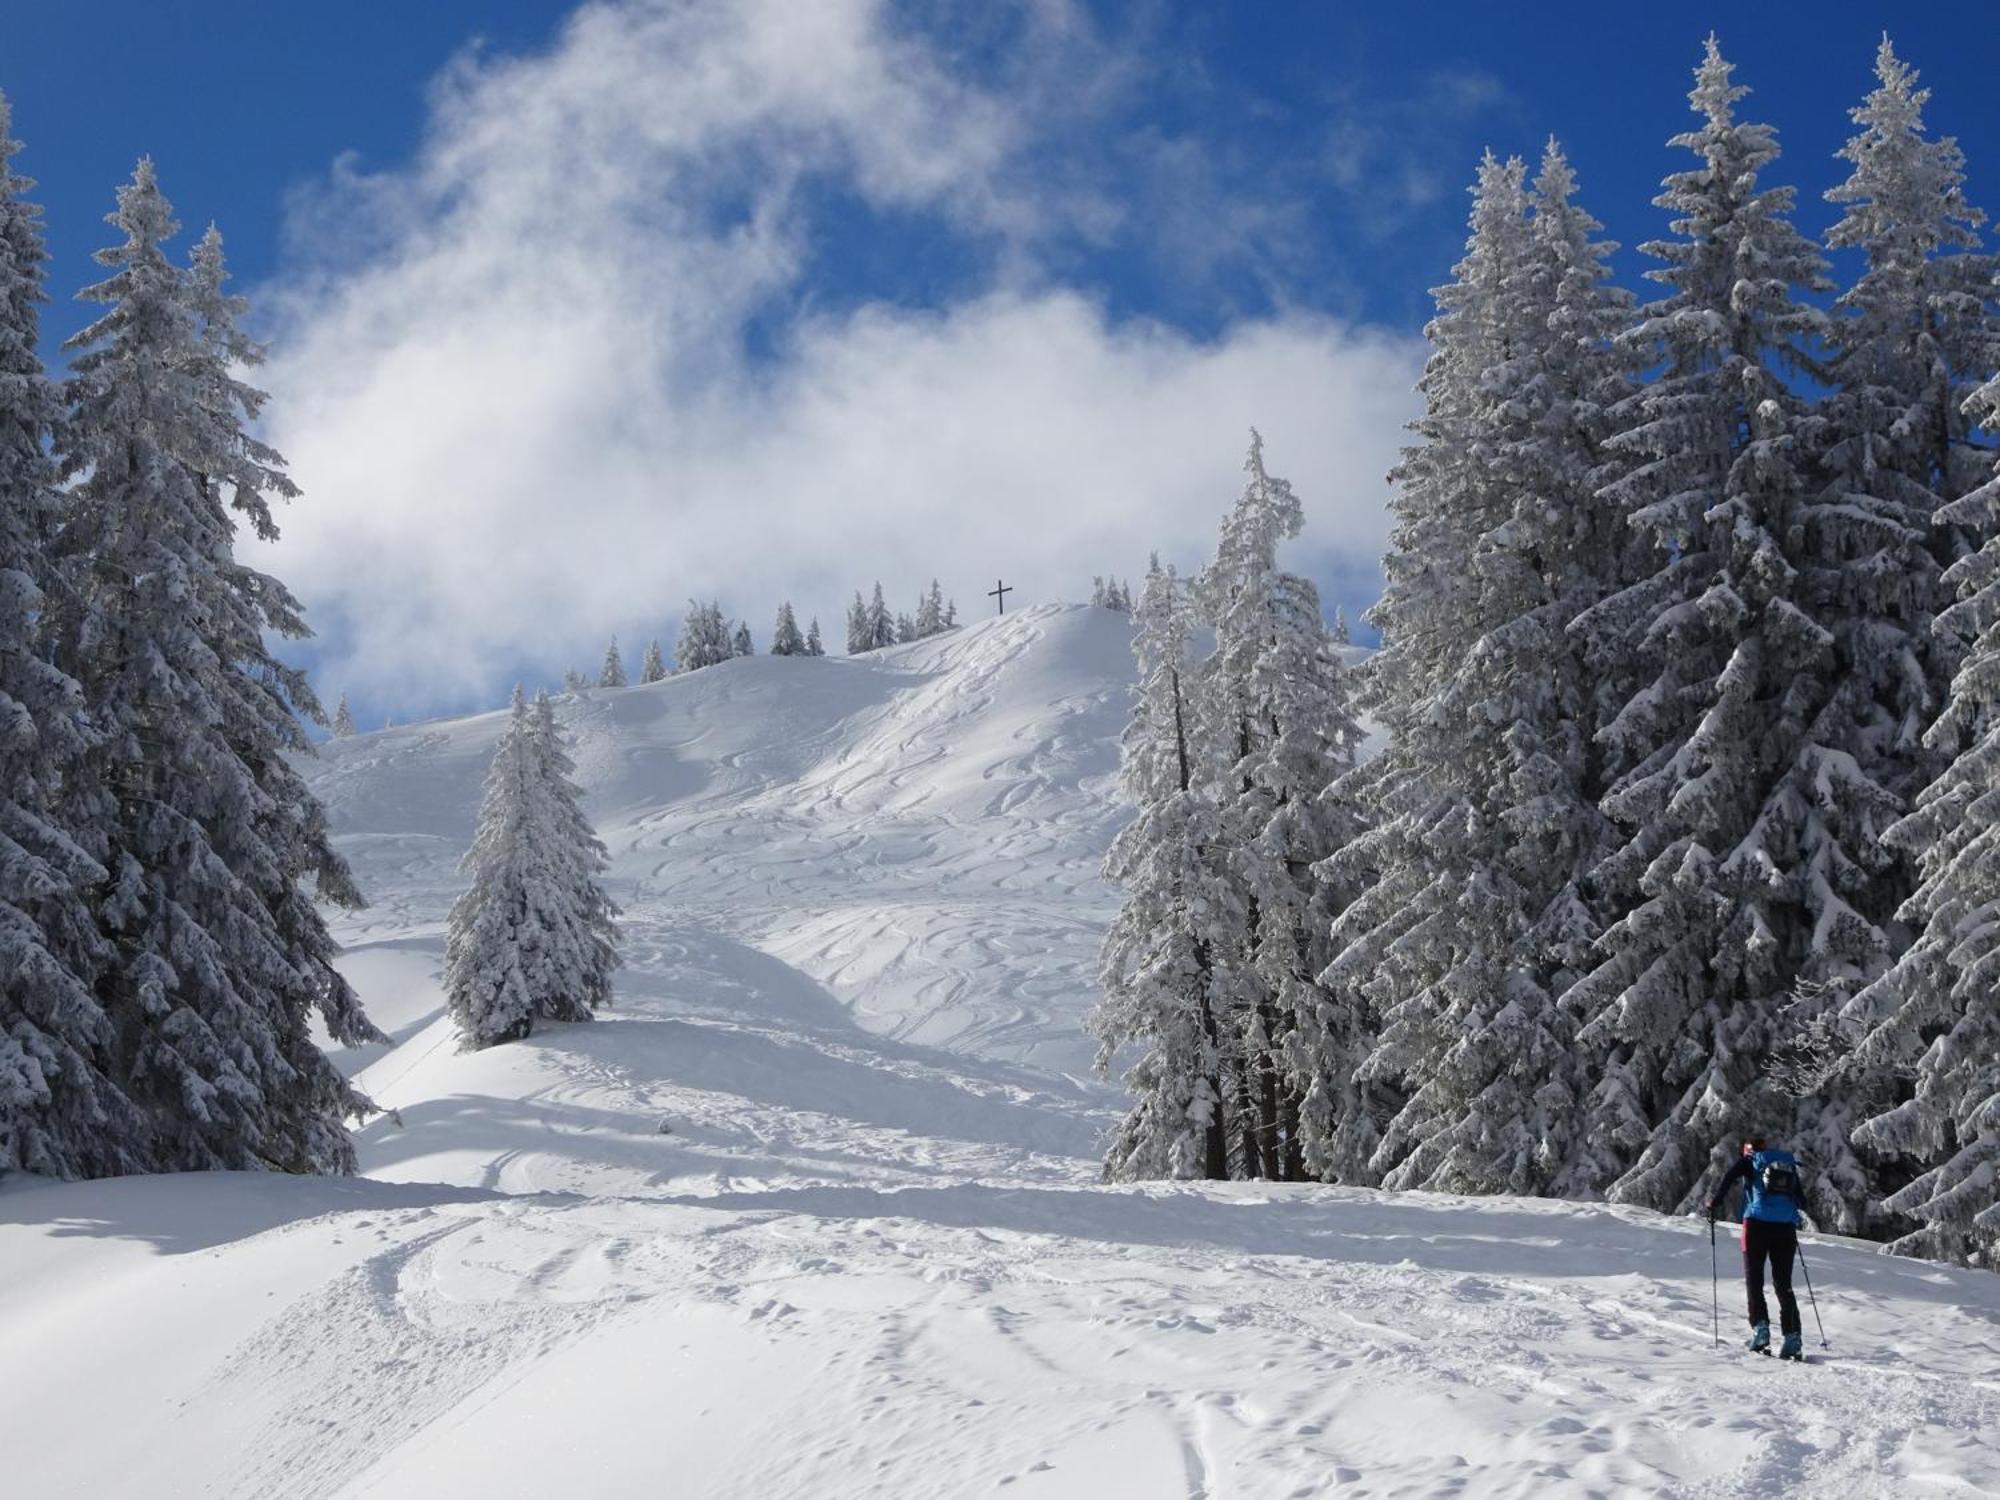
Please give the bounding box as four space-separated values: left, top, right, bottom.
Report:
6 602 1999 1498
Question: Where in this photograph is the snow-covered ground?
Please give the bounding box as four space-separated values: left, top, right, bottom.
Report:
5 604 1999 1498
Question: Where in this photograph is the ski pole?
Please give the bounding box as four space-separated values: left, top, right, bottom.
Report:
1709 1217 1719 1348
1797 1238 1828 1348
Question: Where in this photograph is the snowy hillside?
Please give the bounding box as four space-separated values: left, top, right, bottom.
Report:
5 604 2000 1498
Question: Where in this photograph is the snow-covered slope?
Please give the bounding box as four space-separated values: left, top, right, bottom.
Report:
5 604 1999 1498
319 604 1135 1078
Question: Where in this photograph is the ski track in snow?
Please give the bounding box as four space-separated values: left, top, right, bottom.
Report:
4 605 1998 1499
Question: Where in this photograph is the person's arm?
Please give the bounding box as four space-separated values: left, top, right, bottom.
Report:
1708 1156 1750 1219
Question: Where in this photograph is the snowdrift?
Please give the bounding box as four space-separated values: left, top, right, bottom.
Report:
5 605 1998 1498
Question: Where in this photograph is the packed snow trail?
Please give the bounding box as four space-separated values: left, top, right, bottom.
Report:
4 606 1998 1498
8 1170 1998 1498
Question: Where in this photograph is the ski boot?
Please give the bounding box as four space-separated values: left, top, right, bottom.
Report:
1778 1332 1803 1362
1746 1320 1771 1354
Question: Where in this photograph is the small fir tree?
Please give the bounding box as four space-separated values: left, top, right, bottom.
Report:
866 583 895 650
846 592 870 655
675 601 733 672
444 690 619 1048
599 636 627 688
524 692 620 1021
444 692 539 1046
771 602 807 656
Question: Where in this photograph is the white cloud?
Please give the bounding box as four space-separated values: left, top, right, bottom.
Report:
254 0 1422 711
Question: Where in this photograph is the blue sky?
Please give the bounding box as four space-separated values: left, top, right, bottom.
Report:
9 2 1995 720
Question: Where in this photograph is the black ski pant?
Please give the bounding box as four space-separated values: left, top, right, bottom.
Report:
1742 1217 1800 1335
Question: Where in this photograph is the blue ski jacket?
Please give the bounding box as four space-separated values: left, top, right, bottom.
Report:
1710 1148 1801 1226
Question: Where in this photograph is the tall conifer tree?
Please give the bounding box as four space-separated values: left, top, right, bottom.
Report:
1327 152 1539 1189
0 93 141 1178
1565 40 1837 1216
1091 557 1229 1180
1843 364 2000 1264
1198 436 1370 1182
49 161 378 1173
1780 38 2000 1225
1327 143 1639 1196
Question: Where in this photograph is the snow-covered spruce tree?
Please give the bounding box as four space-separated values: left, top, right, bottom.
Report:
867 582 896 650
771 602 806 656
0 94 143 1179
1784 39 2000 1221
915 580 944 637
1821 37 2000 592
331 693 356 738
732 621 753 658
675 600 732 672
1355 149 1532 719
524 691 619 1020
1840 365 2000 1265
599 636 626 688
640 638 667 684
945 598 958 628
1090 556 1230 1180
444 691 538 1046
444 690 620 1048
805 617 825 657
1324 151 1538 1190
562 666 589 693
845 591 870 655
48 161 379 1173
1196 435 1372 1183
1328 142 1639 1198
1564 40 1847 1219
895 611 917 644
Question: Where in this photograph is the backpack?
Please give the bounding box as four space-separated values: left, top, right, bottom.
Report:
1757 1151 1802 1201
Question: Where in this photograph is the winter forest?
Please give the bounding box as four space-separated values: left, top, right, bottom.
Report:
1 9 1998 1355
1091 37 2000 1270
10 13 2000 1491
